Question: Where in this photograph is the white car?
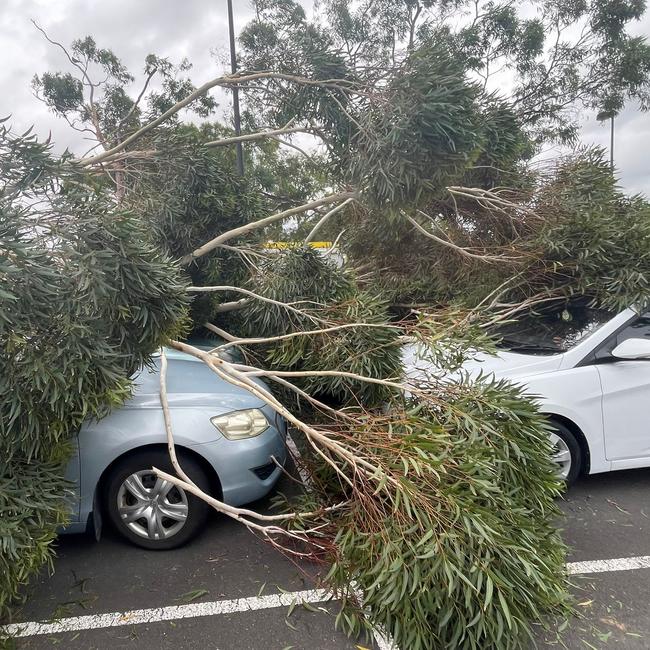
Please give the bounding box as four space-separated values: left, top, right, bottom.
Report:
404 306 650 484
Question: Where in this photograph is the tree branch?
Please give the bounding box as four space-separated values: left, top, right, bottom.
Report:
159 348 198 487
203 322 238 341
404 213 506 263
269 136 315 161
305 198 354 243
204 125 314 148
214 297 251 313
190 286 327 324
214 322 401 352
80 72 363 167
116 67 157 134
180 192 356 264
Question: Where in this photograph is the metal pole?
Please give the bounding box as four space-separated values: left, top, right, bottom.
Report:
610 115 614 172
227 0 244 175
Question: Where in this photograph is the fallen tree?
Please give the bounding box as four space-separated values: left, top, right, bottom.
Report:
3 9 650 648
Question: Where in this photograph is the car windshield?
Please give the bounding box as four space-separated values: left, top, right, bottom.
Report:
492 306 616 355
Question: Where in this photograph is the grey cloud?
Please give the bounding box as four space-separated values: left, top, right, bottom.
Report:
0 0 257 152
579 102 650 196
0 0 648 194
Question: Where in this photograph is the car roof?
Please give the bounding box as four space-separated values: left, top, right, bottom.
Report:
151 347 204 363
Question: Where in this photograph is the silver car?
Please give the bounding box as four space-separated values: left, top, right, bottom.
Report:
62 348 287 549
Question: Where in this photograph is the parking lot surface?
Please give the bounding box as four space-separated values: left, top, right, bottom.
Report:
5 468 650 649
551 468 650 648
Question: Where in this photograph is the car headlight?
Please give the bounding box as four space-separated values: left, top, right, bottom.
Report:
210 409 269 440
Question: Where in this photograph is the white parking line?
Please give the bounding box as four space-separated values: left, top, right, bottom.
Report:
1 588 329 638
287 432 398 649
285 432 312 484
566 554 650 575
4 554 650 641
4 431 380 646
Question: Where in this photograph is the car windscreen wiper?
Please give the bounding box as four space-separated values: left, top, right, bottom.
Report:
498 338 565 354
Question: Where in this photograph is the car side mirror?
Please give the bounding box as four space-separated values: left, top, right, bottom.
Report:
611 338 650 360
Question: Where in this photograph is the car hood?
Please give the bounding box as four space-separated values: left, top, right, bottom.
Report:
402 344 563 384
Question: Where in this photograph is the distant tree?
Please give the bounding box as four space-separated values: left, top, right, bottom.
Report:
240 0 650 144
31 25 216 147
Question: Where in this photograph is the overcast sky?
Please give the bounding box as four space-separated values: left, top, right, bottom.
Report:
1 0 648 195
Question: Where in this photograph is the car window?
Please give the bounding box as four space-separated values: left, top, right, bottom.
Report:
590 312 650 362
493 307 616 355
131 363 160 394
615 315 650 345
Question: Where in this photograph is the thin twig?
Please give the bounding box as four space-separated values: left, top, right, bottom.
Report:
204 125 314 147
305 198 354 243
214 322 401 352
405 213 507 263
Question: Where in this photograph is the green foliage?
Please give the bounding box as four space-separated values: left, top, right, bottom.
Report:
267 291 402 405
530 150 650 310
350 44 483 208
344 210 460 306
71 35 133 84
233 248 402 405
32 71 84 114
345 145 650 315
403 148 650 313
239 1 353 144
243 0 650 143
146 57 216 118
0 461 70 618
463 99 535 188
119 122 328 329
123 125 267 326
0 124 188 619
239 247 355 336
302 378 571 649
246 131 330 215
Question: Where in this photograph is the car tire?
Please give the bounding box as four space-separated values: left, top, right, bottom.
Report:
105 449 212 550
548 421 582 486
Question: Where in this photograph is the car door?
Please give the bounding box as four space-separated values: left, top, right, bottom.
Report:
595 313 650 464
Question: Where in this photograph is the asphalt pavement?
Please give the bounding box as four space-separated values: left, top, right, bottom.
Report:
5 468 650 649
549 468 650 649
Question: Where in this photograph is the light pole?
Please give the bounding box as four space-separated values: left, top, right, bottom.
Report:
596 109 616 172
227 0 244 175
609 114 614 172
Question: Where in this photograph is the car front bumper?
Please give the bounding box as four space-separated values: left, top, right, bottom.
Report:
190 414 288 507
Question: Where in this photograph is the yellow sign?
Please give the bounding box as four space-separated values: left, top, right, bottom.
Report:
263 241 332 250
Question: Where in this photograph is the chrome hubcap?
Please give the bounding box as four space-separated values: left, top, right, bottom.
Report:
117 470 188 540
549 432 572 480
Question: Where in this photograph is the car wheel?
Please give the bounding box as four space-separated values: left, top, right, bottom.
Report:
105 449 212 550
548 422 581 486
